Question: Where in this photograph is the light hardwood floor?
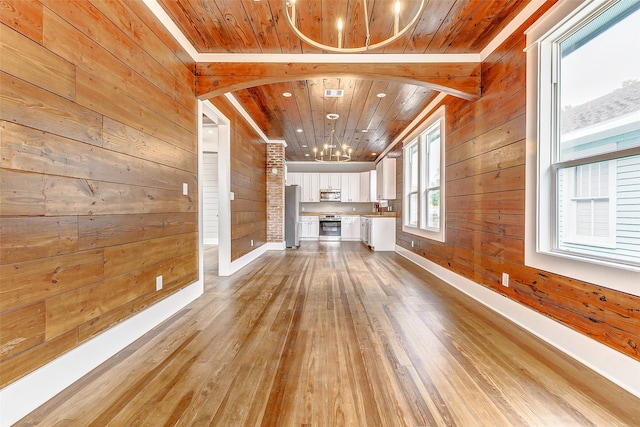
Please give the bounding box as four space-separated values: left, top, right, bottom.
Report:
19 242 640 426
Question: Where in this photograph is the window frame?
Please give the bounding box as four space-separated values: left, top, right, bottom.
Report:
525 0 640 296
402 106 446 242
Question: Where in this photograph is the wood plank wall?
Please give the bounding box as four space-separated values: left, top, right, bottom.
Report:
0 0 198 387
392 24 640 361
207 97 267 261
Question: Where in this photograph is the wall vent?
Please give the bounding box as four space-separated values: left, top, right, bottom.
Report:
324 89 344 97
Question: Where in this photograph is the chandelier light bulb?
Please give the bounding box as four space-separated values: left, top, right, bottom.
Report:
394 1 401 35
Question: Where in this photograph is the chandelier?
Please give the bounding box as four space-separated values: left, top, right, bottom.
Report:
314 129 352 162
284 0 427 53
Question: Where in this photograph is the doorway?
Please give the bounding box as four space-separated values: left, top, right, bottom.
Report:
200 101 231 276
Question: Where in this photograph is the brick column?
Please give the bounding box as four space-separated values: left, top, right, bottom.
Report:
266 141 285 243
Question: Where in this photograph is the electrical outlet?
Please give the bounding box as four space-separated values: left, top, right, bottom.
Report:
501 272 509 287
250 239 254 247
182 183 188 195
156 275 163 291
411 241 414 248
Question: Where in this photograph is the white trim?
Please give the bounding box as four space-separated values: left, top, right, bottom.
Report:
223 93 270 143
142 0 199 61
401 106 446 243
227 242 286 276
143 0 541 66
203 238 219 245
195 53 480 63
395 245 640 399
479 0 548 61
524 0 640 295
377 92 447 162
202 101 232 277
0 281 203 427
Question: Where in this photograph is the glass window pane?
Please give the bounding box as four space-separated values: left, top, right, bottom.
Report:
558 1 640 162
408 192 418 226
426 189 440 229
428 130 440 188
410 143 418 192
557 153 640 267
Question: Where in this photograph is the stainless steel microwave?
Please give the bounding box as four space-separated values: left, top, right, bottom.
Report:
319 189 341 202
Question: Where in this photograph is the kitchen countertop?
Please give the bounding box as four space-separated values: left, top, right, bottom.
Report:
300 212 396 217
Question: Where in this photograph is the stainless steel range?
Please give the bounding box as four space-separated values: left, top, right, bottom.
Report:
319 214 341 241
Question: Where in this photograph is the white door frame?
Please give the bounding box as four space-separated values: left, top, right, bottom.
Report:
200 100 231 276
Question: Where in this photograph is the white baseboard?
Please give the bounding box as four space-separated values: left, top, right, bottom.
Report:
226 242 285 276
395 245 640 399
0 280 203 427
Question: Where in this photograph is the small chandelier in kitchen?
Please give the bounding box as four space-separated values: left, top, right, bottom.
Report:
314 129 352 162
284 0 427 53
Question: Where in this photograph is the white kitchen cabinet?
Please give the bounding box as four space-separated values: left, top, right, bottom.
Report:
376 157 396 200
340 173 361 202
367 216 396 251
287 172 303 188
360 170 377 202
340 216 361 240
300 216 319 240
319 172 341 190
301 173 320 202
287 172 319 202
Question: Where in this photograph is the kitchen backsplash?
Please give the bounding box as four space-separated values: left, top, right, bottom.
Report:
301 202 375 213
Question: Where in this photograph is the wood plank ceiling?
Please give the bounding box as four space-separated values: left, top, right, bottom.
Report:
157 0 532 161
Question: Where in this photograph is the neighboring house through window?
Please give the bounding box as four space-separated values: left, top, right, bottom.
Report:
525 0 640 295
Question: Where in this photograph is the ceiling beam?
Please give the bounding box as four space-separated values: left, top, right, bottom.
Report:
196 62 481 101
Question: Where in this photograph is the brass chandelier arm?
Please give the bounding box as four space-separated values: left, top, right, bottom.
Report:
284 0 427 53
314 129 352 162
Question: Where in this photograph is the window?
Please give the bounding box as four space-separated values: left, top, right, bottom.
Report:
525 0 640 294
403 106 445 242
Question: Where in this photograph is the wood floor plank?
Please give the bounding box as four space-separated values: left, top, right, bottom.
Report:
17 242 640 426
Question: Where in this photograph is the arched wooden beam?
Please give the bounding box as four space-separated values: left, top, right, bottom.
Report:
195 62 481 101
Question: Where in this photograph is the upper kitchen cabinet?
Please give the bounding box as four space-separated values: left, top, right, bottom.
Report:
287 172 303 188
288 172 319 202
302 173 320 202
376 158 396 200
360 170 377 203
340 173 361 202
319 173 341 190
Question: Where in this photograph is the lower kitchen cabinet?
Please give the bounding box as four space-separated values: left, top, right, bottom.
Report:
340 216 361 241
300 216 319 240
366 216 396 251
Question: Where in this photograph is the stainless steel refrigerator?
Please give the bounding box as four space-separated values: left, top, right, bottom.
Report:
285 185 301 248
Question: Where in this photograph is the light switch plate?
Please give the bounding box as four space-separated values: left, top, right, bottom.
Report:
182 183 188 195
156 275 163 291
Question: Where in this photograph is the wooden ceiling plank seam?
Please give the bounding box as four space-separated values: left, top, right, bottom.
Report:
156 0 211 51
401 0 456 54
424 0 472 53
468 0 528 52
214 0 262 53
266 0 304 53
239 0 281 53
442 0 502 54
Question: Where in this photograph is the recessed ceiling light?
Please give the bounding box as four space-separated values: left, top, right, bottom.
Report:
305 153 310 156
283 92 292 97
361 129 368 133
296 128 303 133
376 93 386 98
302 144 307 148
326 113 339 120
372 152 377 156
